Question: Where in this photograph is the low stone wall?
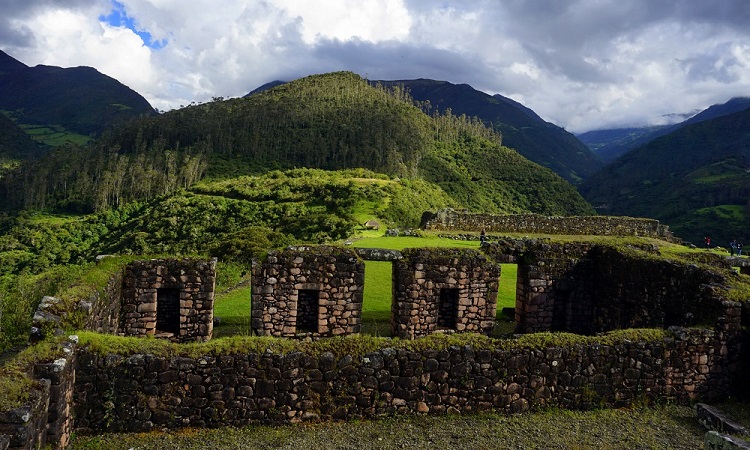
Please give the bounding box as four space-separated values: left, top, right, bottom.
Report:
81 267 123 335
251 246 365 337
0 381 50 450
31 339 77 449
392 248 499 339
422 209 674 241
72 327 738 433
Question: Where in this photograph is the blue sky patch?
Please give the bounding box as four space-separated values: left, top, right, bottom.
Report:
99 0 167 49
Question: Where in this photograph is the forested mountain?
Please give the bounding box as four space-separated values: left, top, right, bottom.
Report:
579 107 750 245
0 50 156 143
0 113 42 163
1 72 593 217
578 97 750 163
374 79 603 183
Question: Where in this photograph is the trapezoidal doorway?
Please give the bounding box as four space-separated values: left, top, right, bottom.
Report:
437 288 459 330
156 288 181 336
297 289 320 333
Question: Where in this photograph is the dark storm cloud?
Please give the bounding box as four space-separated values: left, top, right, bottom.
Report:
306 38 480 84
2 0 97 17
3 0 749 131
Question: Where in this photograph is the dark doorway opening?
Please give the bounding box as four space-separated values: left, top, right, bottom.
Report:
437 288 459 329
297 289 319 333
156 288 181 335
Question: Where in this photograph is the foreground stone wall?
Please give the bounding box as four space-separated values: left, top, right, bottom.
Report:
72 326 740 433
120 259 217 342
0 382 49 450
0 338 77 450
422 209 674 241
251 246 365 337
391 248 499 339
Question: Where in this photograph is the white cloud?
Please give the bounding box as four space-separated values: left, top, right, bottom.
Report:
1 0 749 130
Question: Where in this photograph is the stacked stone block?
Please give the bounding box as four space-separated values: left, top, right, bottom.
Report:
120 258 216 342
422 209 674 241
251 246 365 337
392 248 499 339
32 338 77 449
512 242 729 335
72 324 741 432
0 380 50 450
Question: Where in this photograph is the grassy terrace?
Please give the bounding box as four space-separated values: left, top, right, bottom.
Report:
213 233 518 338
69 404 707 449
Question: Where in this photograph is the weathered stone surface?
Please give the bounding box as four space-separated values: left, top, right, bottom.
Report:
252 246 365 338
697 403 750 436
120 259 216 343
422 209 674 241
392 248 499 339
69 326 741 433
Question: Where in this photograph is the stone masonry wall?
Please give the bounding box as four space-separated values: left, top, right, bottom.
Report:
509 242 729 335
422 209 674 241
81 266 123 335
72 326 740 433
120 259 216 343
392 248 499 339
0 380 50 450
251 246 365 337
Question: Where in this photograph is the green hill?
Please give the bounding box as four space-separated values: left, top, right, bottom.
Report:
0 168 455 275
375 79 603 183
2 72 593 217
0 50 156 143
578 97 750 163
579 107 750 245
0 113 43 173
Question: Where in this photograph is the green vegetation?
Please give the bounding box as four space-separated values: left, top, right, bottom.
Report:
74 328 668 360
580 108 750 244
68 404 704 449
18 123 91 147
0 338 68 411
1 72 592 218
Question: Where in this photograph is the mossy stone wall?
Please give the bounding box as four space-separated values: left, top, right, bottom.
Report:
72 326 740 433
422 209 674 240
506 242 731 335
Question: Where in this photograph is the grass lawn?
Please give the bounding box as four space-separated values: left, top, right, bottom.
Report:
213 235 518 337
68 403 707 449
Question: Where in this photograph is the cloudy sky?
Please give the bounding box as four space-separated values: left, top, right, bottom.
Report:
2 0 749 132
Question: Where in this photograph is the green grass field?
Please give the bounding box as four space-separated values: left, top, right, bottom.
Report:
213 235 517 337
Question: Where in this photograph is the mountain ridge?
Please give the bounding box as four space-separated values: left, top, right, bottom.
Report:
579 97 750 162
579 106 750 244
0 49 157 140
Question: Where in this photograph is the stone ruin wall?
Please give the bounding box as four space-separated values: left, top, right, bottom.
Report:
3 248 749 448
251 246 365 337
391 248 499 339
481 241 731 335
71 323 742 433
422 209 675 241
120 259 216 343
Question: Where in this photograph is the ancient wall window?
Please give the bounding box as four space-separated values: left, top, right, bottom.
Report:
297 289 320 333
156 288 181 335
437 288 459 329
